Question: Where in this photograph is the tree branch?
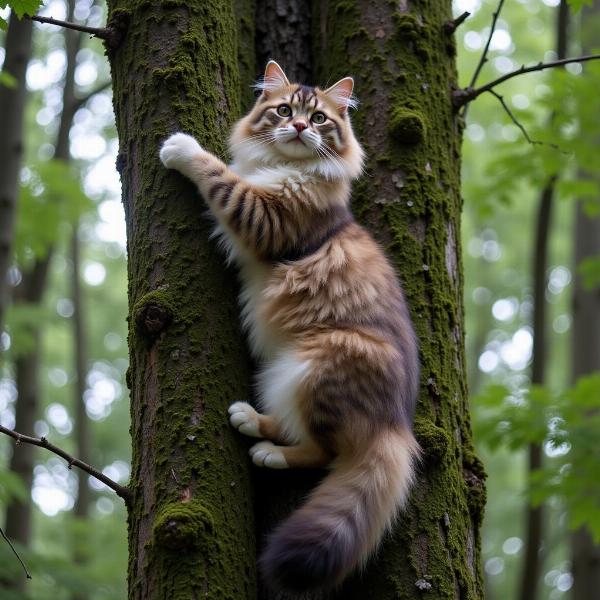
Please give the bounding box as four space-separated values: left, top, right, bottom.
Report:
468 0 506 89
0 425 131 504
0 525 32 580
29 14 110 39
454 53 600 109
444 11 471 35
28 13 127 51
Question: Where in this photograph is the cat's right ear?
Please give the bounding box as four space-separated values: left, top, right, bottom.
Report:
256 60 290 99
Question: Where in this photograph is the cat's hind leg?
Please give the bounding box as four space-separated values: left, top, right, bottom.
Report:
228 401 282 440
249 440 329 470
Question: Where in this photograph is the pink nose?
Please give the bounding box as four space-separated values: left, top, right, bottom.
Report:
294 121 307 133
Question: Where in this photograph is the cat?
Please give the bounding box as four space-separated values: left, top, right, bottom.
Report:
159 60 420 592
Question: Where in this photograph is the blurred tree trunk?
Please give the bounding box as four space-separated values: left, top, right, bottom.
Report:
518 4 568 600
106 1 256 597
254 1 486 598
0 12 33 336
4 3 81 592
70 224 92 600
570 1 600 597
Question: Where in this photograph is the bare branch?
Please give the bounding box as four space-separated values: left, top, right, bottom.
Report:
0 425 131 504
29 14 110 39
0 526 32 580
454 53 600 109
469 0 506 89
444 11 471 35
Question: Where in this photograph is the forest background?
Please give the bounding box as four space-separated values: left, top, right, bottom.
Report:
0 0 599 599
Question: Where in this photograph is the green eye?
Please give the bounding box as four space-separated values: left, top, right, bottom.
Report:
311 112 326 124
277 104 292 117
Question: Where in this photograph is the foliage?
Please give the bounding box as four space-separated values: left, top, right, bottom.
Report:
475 374 600 542
0 0 42 32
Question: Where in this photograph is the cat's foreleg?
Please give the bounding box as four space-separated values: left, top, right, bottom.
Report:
160 133 298 258
228 401 283 441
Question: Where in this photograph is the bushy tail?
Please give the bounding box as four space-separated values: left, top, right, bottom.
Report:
260 428 419 592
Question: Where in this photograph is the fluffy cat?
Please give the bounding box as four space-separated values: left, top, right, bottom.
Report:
159 60 420 592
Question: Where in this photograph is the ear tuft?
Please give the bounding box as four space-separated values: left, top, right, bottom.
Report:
324 77 358 114
253 60 290 98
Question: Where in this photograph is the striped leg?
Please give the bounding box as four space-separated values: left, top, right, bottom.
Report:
160 133 303 258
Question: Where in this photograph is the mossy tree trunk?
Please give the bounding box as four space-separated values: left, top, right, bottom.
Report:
106 1 256 598
108 0 483 597
257 1 484 598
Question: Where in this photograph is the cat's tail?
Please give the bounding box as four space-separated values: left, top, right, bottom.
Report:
260 427 419 592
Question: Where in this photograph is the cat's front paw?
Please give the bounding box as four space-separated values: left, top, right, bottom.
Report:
228 401 261 438
249 441 288 469
159 133 204 171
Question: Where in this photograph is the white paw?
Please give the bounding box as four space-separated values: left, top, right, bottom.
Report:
159 133 204 170
249 441 288 469
228 401 261 438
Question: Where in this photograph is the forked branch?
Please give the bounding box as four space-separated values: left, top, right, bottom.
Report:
454 54 600 109
0 425 131 504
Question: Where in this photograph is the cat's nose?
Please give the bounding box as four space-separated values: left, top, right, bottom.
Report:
293 121 307 133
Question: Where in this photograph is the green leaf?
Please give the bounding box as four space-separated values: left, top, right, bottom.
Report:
0 16 7 31
566 0 593 13
6 0 42 18
578 255 600 290
0 70 17 88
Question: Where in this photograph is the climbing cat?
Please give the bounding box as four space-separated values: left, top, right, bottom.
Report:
159 60 420 592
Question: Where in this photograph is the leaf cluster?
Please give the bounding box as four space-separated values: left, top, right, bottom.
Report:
475 374 600 541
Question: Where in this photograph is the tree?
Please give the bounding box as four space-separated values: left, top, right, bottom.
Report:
0 12 33 336
105 0 485 597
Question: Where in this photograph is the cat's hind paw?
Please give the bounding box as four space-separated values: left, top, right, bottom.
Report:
228 401 261 438
159 133 204 171
249 441 288 469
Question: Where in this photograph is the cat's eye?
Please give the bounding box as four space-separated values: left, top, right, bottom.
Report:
277 104 292 117
311 112 327 124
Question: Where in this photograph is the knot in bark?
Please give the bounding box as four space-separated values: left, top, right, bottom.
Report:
154 502 214 551
133 290 175 339
139 304 171 336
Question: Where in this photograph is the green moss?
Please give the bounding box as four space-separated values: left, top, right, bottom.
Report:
153 501 215 549
414 415 450 461
389 105 427 145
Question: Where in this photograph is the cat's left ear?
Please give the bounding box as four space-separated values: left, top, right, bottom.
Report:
324 77 357 115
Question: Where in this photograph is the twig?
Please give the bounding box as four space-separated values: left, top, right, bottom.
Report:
454 53 600 109
444 11 470 34
0 526 32 580
469 0 506 89
0 425 131 504
29 14 110 39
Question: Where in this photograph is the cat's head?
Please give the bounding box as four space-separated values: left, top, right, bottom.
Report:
229 60 364 180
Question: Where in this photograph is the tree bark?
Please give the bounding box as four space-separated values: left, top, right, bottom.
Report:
570 2 600 597
255 1 486 598
0 12 33 334
106 2 256 597
518 4 568 599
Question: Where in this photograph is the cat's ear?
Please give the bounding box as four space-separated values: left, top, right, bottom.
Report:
259 60 290 97
324 77 357 115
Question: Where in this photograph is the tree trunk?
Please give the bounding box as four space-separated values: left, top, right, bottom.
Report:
570 3 600 598
519 4 568 599
105 2 256 597
71 225 92 600
255 1 486 598
0 12 33 334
